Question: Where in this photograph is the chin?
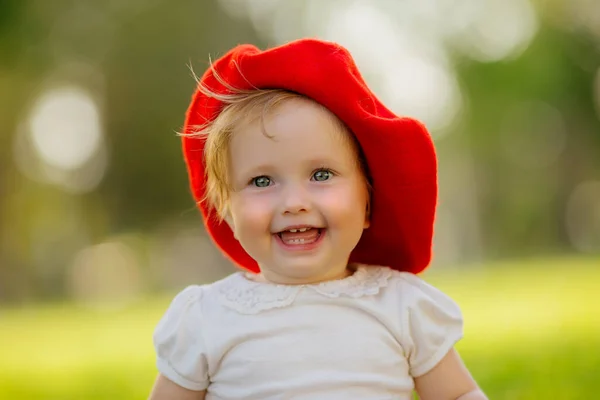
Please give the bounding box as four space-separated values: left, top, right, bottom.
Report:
282 262 324 276
278 259 342 279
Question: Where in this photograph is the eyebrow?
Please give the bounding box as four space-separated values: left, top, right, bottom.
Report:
237 163 277 176
303 157 347 169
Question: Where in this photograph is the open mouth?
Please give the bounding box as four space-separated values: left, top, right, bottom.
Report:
276 227 324 246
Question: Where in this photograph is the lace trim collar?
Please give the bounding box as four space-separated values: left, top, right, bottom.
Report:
217 265 392 314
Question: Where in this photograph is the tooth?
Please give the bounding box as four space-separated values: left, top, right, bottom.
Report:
299 228 308 232
287 238 306 244
289 229 297 233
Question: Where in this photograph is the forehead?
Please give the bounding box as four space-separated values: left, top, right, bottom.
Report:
229 98 355 164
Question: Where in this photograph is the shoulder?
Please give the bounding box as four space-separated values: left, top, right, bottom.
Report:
170 284 205 304
387 270 456 305
157 273 243 319
152 285 205 343
372 267 463 334
387 269 431 289
174 272 245 299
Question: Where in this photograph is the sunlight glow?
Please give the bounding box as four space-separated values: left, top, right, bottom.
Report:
320 2 462 134
449 0 539 62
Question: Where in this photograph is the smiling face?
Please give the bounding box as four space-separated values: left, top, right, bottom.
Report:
226 97 370 284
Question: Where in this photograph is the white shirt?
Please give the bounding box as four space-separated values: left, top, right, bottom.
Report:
153 265 463 399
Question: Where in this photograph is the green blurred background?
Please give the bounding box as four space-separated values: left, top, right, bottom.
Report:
0 0 599 399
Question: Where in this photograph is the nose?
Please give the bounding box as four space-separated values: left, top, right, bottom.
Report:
280 183 311 215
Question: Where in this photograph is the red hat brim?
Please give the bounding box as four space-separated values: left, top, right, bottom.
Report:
182 39 437 275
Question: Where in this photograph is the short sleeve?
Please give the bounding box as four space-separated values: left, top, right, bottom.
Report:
153 285 209 391
397 273 463 377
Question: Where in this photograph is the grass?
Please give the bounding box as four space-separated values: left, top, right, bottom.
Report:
0 255 598 399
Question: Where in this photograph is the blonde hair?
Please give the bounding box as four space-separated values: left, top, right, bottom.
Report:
185 65 371 220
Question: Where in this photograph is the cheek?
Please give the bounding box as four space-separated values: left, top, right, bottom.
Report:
229 193 274 232
316 184 368 225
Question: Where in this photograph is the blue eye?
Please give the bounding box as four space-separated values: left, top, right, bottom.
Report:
312 169 333 182
252 176 271 187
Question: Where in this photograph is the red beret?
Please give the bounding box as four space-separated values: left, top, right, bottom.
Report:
182 38 437 275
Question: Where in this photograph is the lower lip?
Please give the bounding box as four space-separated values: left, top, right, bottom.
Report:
274 229 326 252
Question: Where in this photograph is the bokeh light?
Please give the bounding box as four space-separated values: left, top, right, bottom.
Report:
15 82 108 194
566 180 600 253
29 85 102 171
449 0 538 62
69 240 143 308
